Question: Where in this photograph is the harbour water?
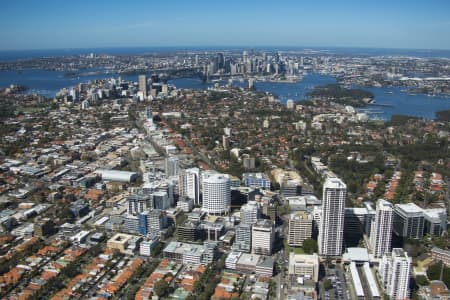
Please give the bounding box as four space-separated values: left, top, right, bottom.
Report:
1 69 449 121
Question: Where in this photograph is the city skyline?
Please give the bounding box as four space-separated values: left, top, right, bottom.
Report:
1 0 450 51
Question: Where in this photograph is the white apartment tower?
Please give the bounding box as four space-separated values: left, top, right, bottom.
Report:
288 211 313 247
179 168 200 206
252 219 274 256
202 174 231 215
318 177 346 256
379 248 411 300
370 199 394 258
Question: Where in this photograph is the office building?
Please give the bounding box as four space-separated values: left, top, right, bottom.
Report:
318 177 346 256
288 253 320 282
262 202 277 222
107 233 134 253
234 224 252 253
165 156 179 177
152 191 170 210
177 220 200 242
179 167 200 206
243 173 271 189
393 203 424 239
288 211 313 247
138 75 147 98
176 196 194 212
163 241 217 265
240 201 260 225
252 219 274 256
370 199 394 258
202 174 231 215
344 207 367 246
139 235 160 256
379 248 411 300
423 208 447 237
34 218 56 237
139 209 166 235
128 194 150 215
282 180 302 197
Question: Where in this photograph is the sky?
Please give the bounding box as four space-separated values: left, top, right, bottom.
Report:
1 0 450 50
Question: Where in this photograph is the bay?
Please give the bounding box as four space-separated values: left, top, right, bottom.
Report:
1 68 449 121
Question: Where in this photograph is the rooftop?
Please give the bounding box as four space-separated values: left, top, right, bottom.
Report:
395 202 424 214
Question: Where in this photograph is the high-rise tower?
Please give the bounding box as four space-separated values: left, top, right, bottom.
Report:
202 174 230 215
318 177 346 256
370 199 394 258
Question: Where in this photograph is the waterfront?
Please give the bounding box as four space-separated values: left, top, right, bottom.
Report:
170 75 450 120
1 69 450 121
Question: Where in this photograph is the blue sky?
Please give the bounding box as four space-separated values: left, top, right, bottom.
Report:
1 0 450 50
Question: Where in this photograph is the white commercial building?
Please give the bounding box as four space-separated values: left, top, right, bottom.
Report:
163 241 217 266
252 219 274 256
139 235 160 256
240 201 260 225
370 199 394 258
288 211 313 247
318 177 346 256
379 248 411 300
202 174 231 215
288 253 320 282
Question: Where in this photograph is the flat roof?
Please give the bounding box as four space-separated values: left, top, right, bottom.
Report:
350 262 365 298
345 207 368 215
257 256 274 268
238 253 261 267
396 203 423 214
424 208 447 221
324 177 346 189
343 248 370 262
363 262 380 298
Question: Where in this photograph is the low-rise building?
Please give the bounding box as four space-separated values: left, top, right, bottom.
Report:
163 241 217 266
288 253 320 282
107 233 134 253
431 247 450 267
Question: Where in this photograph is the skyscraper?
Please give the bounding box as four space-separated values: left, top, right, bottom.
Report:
179 167 200 206
138 75 147 98
370 199 394 258
202 174 231 215
318 177 346 256
379 248 411 300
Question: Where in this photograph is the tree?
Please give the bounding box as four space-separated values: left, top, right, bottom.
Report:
415 275 429 286
302 239 318 254
323 279 332 290
153 279 170 297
